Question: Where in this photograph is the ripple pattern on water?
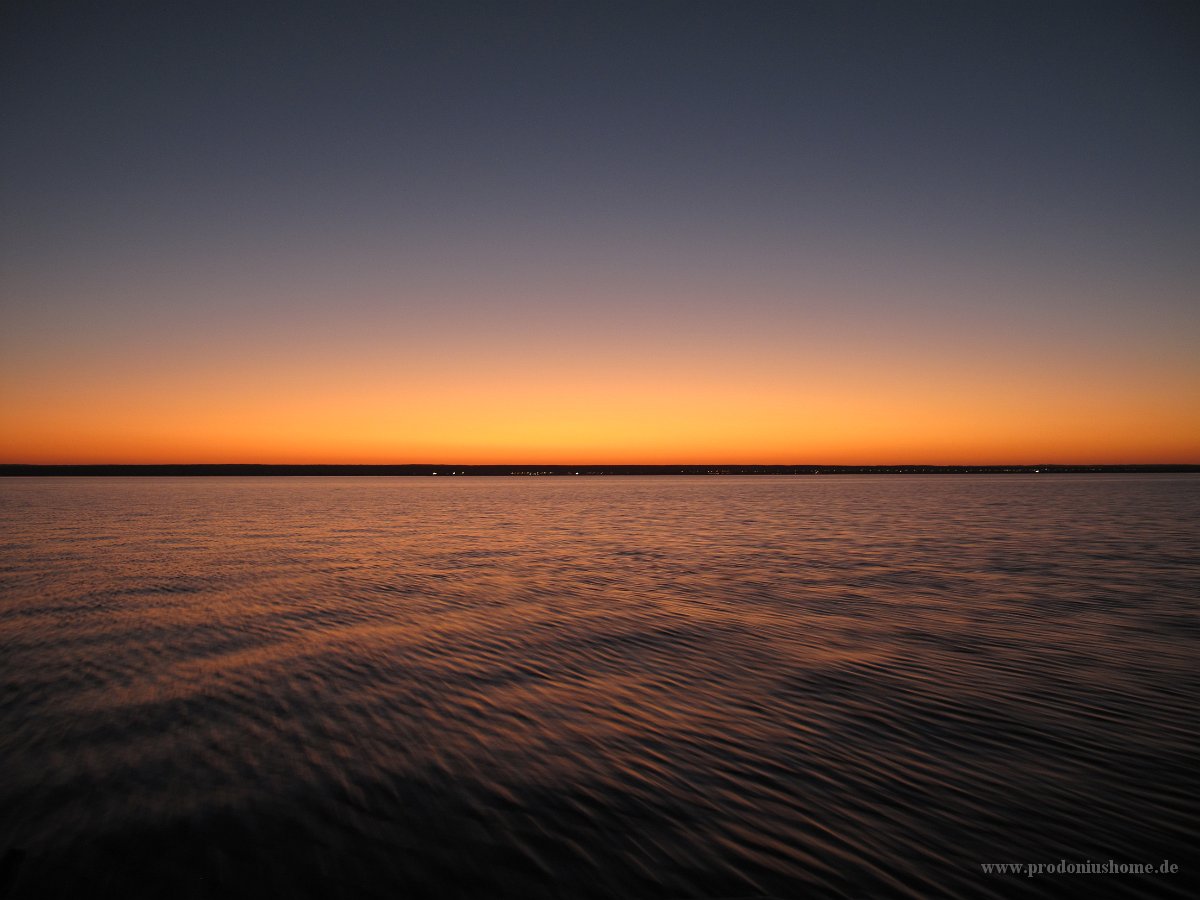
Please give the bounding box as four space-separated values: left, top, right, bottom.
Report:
1 475 1197 899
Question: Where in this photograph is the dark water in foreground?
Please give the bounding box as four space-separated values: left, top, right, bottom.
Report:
1 476 1196 899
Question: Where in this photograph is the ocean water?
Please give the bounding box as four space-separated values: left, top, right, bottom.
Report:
0 475 1196 899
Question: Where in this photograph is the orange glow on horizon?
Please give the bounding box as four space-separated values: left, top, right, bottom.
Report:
3 340 1197 465
4 271 1198 466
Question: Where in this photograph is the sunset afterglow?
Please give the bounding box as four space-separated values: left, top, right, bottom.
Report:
2 3 1196 464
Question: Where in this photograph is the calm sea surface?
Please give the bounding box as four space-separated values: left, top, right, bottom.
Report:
1 476 1196 899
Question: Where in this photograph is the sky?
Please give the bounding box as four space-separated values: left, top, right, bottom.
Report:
2 0 1197 464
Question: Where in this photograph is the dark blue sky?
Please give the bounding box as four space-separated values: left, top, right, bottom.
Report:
5 1 1196 261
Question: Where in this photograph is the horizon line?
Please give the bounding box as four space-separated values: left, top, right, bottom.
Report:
3 463 1198 476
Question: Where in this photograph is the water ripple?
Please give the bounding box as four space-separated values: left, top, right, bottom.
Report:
1 475 1197 898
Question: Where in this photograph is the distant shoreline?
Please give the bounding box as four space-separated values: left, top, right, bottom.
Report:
2 464 1197 476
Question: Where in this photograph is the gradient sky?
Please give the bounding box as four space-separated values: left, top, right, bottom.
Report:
2 0 1197 463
